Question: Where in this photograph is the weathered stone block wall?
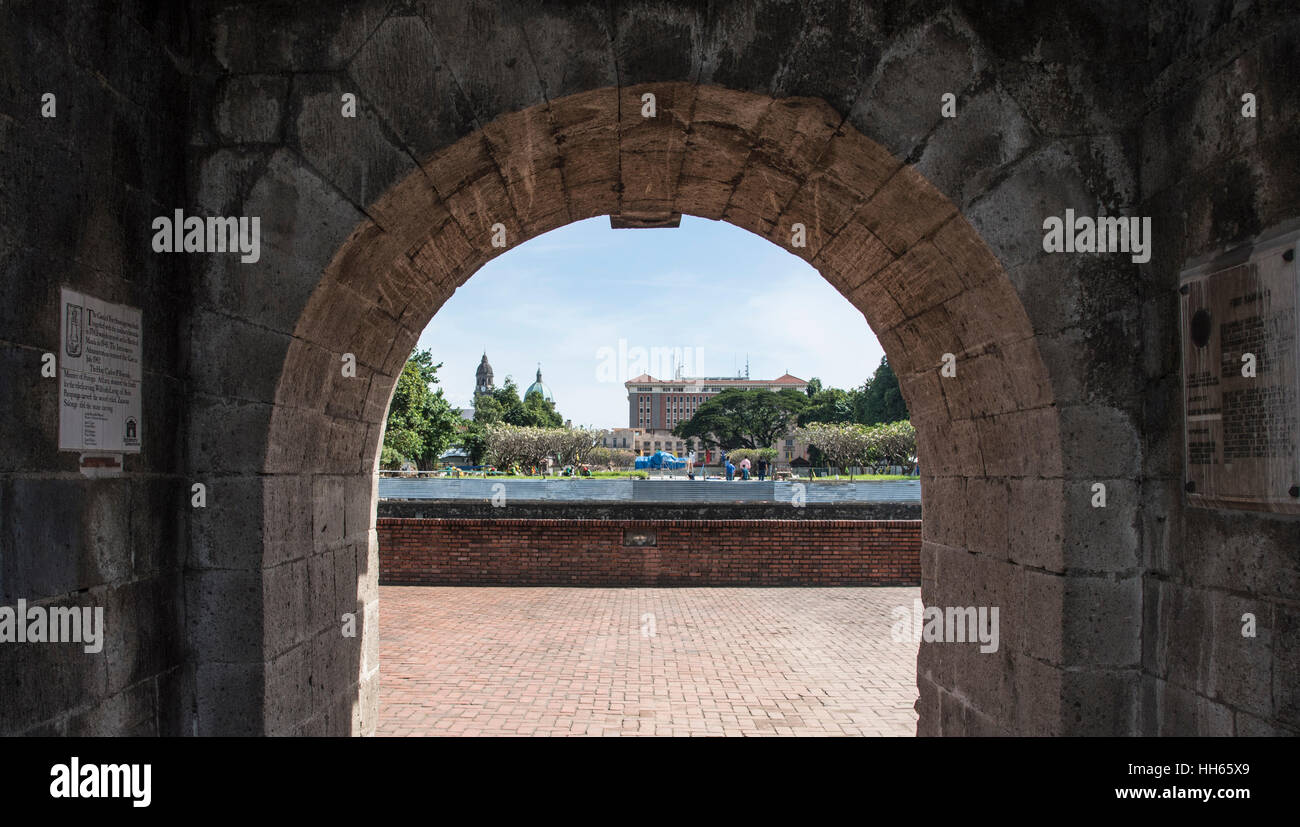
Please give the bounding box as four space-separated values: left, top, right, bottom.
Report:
1 0 1294 738
379 517 922 587
0 2 193 734
1137 1 1300 735
178 0 1216 737
199 1 1081 737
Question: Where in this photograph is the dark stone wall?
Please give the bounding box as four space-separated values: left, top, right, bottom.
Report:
0 0 1295 737
1137 0 1300 735
0 1 195 734
189 0 1145 736
182 0 1300 737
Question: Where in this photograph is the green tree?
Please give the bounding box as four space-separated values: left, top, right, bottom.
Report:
472 392 504 425
452 391 504 467
870 420 918 468
795 422 874 480
480 377 566 428
673 387 807 450
520 388 564 428
380 350 461 469
798 386 855 425
459 421 489 465
489 378 527 424
854 356 909 425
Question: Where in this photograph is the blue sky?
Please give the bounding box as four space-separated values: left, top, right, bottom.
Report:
414 216 884 427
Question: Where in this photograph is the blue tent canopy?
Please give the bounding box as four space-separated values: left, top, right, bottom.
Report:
634 450 687 470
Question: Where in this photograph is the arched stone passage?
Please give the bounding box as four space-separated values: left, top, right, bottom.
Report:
8 0 1295 740
239 84 1065 736
173 0 1226 741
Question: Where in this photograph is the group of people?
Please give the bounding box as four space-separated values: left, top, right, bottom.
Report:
724 456 768 481
681 451 768 481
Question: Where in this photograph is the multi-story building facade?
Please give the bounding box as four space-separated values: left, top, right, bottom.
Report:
625 373 808 431
620 373 812 463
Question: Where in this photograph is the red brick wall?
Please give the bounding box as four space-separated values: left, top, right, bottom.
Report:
379 518 921 586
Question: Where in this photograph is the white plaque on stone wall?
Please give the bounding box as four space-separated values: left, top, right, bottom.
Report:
58 287 143 454
1180 229 1299 513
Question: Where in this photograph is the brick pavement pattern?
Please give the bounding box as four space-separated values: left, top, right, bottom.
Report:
378 585 920 736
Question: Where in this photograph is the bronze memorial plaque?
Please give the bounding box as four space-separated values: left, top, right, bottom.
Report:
1180 230 1300 513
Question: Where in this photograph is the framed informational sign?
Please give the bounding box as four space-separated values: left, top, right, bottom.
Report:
58 287 143 454
1180 230 1299 513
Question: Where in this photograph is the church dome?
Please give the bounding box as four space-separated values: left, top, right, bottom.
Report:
525 365 553 403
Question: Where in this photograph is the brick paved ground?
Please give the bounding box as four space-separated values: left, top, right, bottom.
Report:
378 586 920 736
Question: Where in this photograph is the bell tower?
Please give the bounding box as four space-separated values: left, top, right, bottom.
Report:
475 352 494 396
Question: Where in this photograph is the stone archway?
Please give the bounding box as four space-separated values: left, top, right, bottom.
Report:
171 0 1177 745
229 83 1065 736
11 0 1295 740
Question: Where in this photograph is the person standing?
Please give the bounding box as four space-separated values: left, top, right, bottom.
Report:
757 458 767 481
725 459 735 481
